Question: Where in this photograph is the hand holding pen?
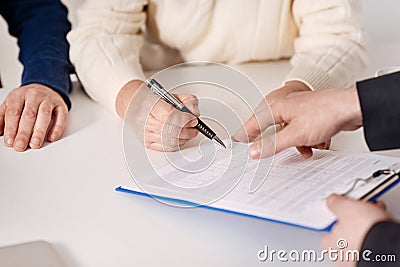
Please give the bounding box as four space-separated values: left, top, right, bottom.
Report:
134 82 200 152
145 79 226 149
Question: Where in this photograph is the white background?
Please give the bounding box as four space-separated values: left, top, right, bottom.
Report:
0 2 400 266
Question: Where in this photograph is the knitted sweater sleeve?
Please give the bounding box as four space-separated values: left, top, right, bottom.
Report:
285 0 367 90
68 0 147 115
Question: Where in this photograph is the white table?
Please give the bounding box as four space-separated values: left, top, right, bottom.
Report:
1 42 400 267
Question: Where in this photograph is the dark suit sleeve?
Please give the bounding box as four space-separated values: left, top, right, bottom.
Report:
356 71 400 151
358 221 400 266
0 0 73 109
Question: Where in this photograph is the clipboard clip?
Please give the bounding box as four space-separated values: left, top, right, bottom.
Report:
341 169 397 197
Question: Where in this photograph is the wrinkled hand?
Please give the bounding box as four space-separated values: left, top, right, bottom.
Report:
234 81 327 157
234 87 362 159
143 93 199 151
0 84 68 151
117 80 200 152
322 194 391 267
234 81 311 142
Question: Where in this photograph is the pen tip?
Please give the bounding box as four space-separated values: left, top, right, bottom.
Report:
213 136 226 149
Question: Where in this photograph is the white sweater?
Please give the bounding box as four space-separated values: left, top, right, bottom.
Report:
68 0 367 114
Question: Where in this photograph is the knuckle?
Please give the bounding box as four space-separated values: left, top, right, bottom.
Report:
33 128 46 137
162 146 175 152
166 138 178 147
161 104 174 116
161 123 172 136
22 107 37 119
186 94 198 101
57 103 68 112
184 95 198 105
17 130 30 137
52 125 64 135
189 129 199 138
26 87 45 97
4 126 17 134
272 99 284 111
29 90 42 98
7 88 22 97
16 131 30 140
5 106 21 116
41 106 53 116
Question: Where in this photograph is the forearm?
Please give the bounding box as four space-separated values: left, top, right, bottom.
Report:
0 0 73 108
287 0 367 90
69 0 147 115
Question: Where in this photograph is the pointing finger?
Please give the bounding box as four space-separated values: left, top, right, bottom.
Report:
234 98 277 143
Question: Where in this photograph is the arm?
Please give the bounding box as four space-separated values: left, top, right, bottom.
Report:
287 0 367 90
0 0 72 151
235 0 367 145
357 71 400 151
234 72 400 159
0 0 73 108
69 0 200 152
68 0 147 115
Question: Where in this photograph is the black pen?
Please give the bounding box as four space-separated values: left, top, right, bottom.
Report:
145 78 226 149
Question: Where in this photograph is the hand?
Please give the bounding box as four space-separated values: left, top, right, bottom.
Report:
264 80 312 105
117 80 200 151
234 87 362 159
0 84 68 151
233 80 313 145
322 194 391 267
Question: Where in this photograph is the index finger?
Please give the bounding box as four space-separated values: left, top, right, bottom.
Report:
152 98 197 128
233 98 278 143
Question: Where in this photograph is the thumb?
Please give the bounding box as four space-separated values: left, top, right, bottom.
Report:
327 194 353 216
176 94 200 117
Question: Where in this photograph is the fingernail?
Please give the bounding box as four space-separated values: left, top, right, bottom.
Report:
189 118 198 127
6 137 13 146
30 138 40 146
49 134 57 142
249 143 261 159
15 140 25 149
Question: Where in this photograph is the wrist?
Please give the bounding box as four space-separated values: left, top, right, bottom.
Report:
347 87 363 126
283 80 312 92
116 79 144 118
338 87 363 129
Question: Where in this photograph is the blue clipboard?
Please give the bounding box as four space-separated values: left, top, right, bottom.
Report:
115 171 400 232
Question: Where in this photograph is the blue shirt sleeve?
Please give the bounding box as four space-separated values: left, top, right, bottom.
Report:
0 0 73 109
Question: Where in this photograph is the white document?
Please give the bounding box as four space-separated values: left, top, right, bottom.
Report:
121 141 400 231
